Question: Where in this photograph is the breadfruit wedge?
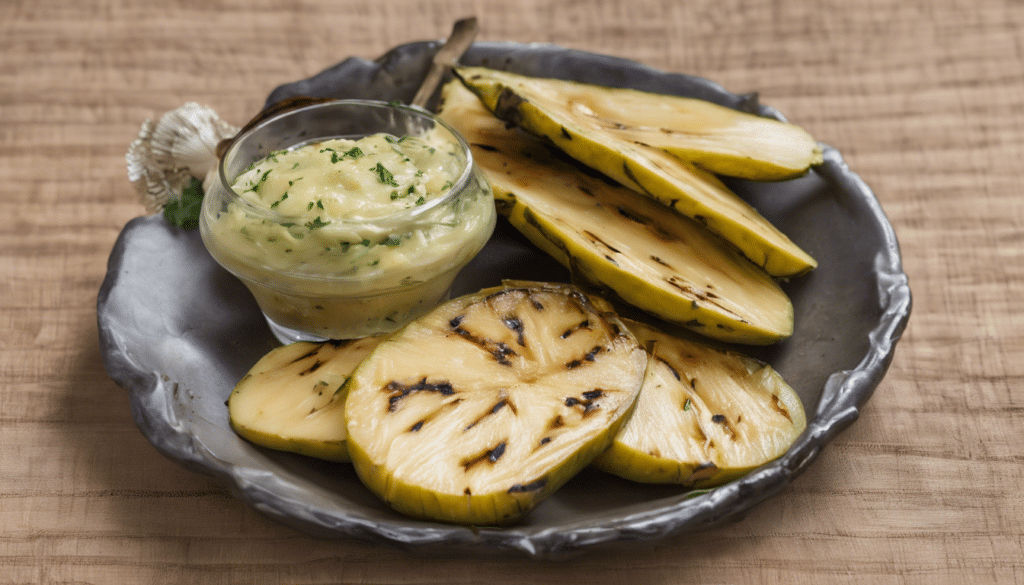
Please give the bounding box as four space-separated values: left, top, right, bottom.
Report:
437 80 793 345
591 319 807 487
344 281 648 525
228 336 386 462
455 66 822 182
454 67 817 277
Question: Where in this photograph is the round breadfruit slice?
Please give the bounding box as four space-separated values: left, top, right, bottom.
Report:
344 281 649 525
228 336 386 462
591 319 807 487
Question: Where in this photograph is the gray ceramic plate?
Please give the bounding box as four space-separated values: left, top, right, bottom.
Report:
98 41 912 558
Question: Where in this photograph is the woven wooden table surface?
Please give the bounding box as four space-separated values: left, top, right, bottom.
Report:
2 0 1022 583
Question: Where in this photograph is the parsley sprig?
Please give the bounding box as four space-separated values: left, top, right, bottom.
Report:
163 177 204 230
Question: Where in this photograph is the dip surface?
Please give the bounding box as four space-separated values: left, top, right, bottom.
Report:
232 133 460 221
201 127 496 340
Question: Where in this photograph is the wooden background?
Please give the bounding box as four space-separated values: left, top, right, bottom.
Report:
2 0 1022 582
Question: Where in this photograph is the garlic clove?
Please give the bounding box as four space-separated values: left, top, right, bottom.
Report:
125 103 239 213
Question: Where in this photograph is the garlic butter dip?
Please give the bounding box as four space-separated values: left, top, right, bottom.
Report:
200 100 496 343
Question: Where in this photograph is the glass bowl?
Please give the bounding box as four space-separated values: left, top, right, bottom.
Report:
199 100 496 343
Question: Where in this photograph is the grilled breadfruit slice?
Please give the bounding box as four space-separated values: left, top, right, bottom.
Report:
592 319 807 487
456 66 822 182
454 67 817 278
437 80 793 345
344 281 648 525
228 336 385 462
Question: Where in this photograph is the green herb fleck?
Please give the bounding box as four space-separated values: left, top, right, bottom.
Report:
371 162 398 187
344 146 364 158
305 216 331 230
163 177 204 230
270 193 288 208
683 398 692 411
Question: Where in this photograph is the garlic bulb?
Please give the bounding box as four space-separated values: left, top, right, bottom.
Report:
126 103 238 213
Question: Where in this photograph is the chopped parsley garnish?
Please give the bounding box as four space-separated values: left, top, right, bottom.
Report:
163 176 204 230
305 216 331 230
324 146 364 162
390 185 417 200
371 162 398 187
244 168 273 193
270 193 288 208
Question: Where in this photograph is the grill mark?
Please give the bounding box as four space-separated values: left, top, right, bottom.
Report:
384 378 455 412
461 441 508 471
616 205 653 226
655 356 681 381
560 319 591 339
488 442 506 462
620 161 653 197
712 413 737 439
464 397 514 431
565 345 602 369
772 394 793 423
583 230 622 254
508 478 546 493
299 360 325 376
565 389 604 415
695 426 708 443
686 461 719 486
585 231 622 254
503 316 526 346
472 143 499 152
288 346 322 365
650 255 672 268
664 277 745 321
307 381 333 415
528 293 545 311
452 325 518 366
